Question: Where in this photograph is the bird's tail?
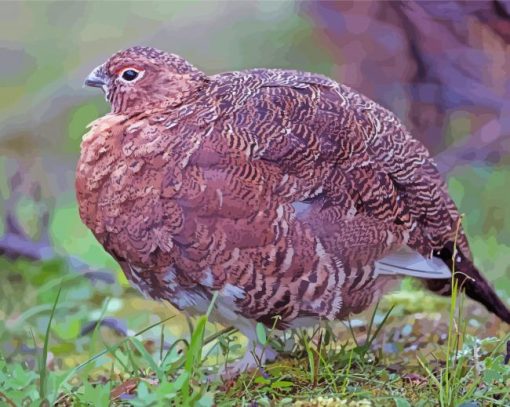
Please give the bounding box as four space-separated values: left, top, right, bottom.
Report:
425 242 510 324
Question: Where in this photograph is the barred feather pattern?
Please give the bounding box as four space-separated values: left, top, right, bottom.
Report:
76 47 478 329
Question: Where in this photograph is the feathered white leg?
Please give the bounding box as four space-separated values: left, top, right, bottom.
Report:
221 342 277 379
221 321 278 379
206 296 279 379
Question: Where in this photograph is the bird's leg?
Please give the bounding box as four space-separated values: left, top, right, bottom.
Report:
221 341 278 380
205 301 279 380
220 320 278 380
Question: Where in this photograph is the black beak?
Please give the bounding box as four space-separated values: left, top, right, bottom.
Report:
84 65 107 88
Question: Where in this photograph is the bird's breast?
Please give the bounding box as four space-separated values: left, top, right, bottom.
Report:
75 107 221 268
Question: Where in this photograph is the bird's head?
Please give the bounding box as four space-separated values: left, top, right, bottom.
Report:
84 46 207 114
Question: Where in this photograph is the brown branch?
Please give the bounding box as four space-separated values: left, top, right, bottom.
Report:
0 232 114 284
0 392 16 407
0 232 54 261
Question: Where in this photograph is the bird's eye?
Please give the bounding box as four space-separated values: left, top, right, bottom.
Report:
121 69 139 82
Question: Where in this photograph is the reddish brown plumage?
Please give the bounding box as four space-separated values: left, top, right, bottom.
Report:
77 47 510 341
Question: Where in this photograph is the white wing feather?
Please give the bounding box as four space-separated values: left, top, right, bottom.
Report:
375 246 451 279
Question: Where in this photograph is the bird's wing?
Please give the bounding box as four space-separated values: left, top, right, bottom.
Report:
252 71 466 253
205 70 463 254
337 85 469 257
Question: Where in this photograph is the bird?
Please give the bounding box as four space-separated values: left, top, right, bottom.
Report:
77 46 510 374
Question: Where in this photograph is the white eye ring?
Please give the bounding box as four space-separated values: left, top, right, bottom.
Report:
119 68 144 83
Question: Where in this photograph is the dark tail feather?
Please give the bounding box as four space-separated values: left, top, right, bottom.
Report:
425 242 510 324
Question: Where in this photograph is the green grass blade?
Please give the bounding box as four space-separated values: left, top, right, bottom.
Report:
74 314 175 372
365 301 379 347
129 337 162 379
39 284 62 401
182 314 207 404
366 304 394 350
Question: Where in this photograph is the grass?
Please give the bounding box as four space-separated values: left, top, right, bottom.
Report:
0 256 509 406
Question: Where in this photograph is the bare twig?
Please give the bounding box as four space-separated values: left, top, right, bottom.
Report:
0 231 114 284
0 391 16 407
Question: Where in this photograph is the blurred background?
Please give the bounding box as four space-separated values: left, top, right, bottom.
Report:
1 0 509 372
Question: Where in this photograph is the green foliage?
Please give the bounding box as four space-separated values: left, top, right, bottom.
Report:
256 322 268 346
80 380 111 406
448 167 510 295
49 200 119 270
38 285 61 402
67 102 105 152
416 249 510 407
0 357 39 405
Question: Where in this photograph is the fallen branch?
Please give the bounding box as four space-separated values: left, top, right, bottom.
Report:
0 232 114 284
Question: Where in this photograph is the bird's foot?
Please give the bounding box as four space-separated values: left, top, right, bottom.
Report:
217 343 278 381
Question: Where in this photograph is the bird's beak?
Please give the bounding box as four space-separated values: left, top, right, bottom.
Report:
84 65 107 88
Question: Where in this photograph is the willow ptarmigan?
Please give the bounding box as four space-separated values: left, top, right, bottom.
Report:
77 46 510 371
